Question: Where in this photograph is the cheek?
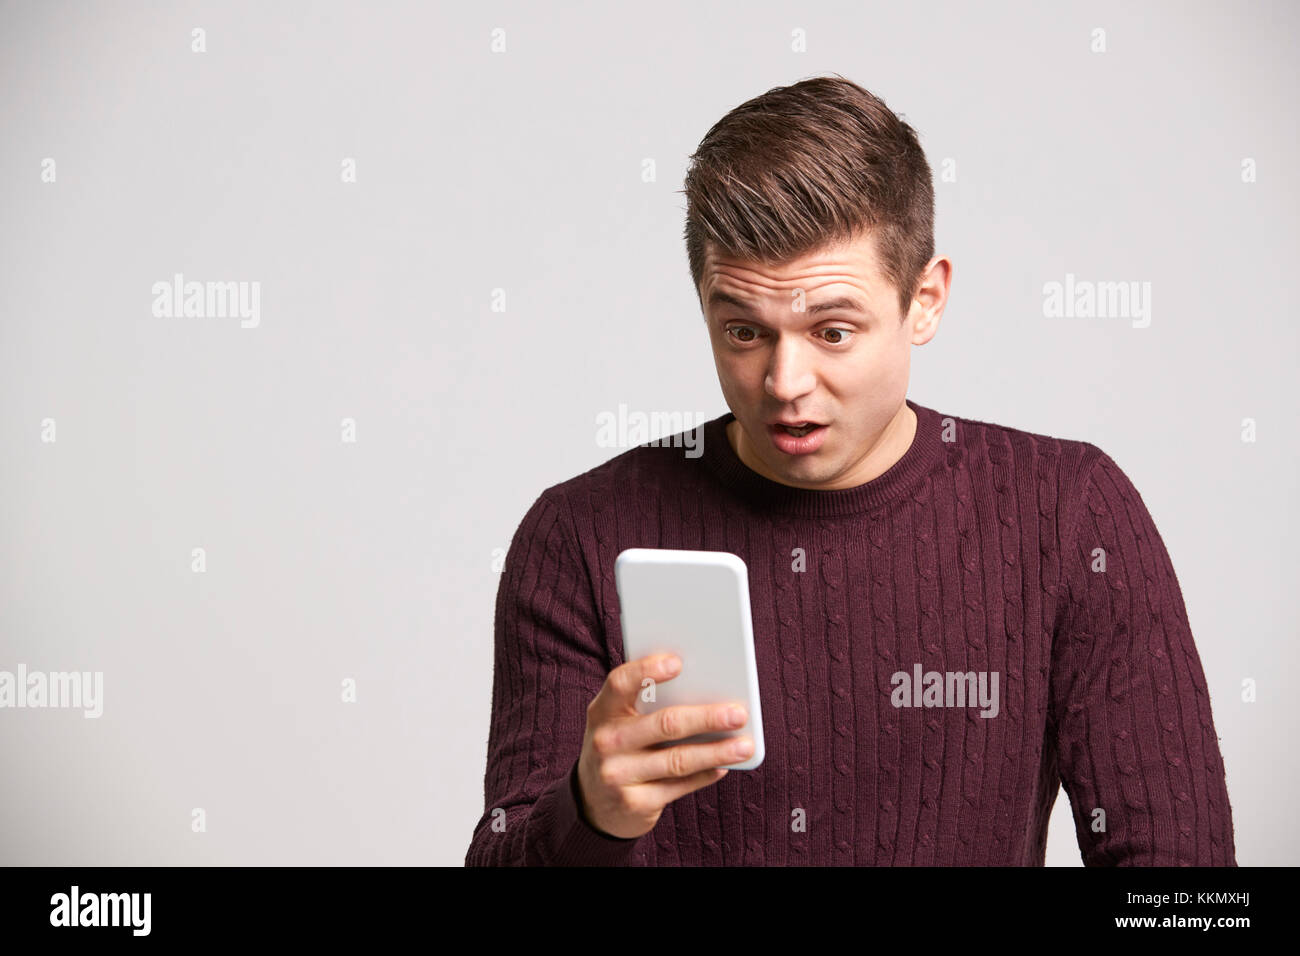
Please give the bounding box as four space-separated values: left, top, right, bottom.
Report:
846 340 904 380
717 352 763 384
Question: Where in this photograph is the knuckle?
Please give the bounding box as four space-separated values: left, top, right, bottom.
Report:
617 661 641 693
590 725 619 757
666 745 688 778
611 784 635 813
596 762 621 790
622 791 652 816
657 707 682 740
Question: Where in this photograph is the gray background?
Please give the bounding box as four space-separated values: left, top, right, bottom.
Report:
1 0 1295 865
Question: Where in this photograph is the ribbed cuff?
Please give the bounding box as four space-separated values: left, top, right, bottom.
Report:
531 759 642 866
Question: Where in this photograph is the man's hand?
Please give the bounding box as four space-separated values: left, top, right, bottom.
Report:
575 653 752 839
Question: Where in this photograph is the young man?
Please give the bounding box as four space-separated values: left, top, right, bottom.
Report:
465 76 1236 866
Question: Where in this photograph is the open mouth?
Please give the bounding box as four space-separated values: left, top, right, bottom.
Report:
772 422 824 437
766 421 830 455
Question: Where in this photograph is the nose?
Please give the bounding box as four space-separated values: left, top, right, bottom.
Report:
764 336 817 403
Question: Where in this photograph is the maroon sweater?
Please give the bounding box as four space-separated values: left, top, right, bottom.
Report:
465 399 1236 865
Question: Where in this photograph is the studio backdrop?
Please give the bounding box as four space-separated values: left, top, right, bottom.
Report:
1 0 1295 865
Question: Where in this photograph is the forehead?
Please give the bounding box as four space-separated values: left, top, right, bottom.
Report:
700 231 885 305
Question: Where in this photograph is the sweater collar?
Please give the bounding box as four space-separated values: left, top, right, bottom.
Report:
700 398 947 517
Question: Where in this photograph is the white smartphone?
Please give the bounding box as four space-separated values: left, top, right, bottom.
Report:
613 548 765 770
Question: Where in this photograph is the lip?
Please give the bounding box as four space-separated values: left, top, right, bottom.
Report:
767 421 829 455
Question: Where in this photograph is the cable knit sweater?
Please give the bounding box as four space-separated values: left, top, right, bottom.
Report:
464 399 1236 866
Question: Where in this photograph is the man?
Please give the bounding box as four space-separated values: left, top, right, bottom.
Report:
464 75 1236 866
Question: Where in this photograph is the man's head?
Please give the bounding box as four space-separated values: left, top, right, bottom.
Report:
682 75 951 490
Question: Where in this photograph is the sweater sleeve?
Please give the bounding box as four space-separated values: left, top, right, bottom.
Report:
464 488 643 866
1049 449 1236 866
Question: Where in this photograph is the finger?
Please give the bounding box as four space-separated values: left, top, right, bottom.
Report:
620 735 754 785
636 767 729 808
616 700 748 753
589 653 681 721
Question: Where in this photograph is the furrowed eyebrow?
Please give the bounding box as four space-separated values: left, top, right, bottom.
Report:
705 290 755 313
806 296 869 315
706 290 869 316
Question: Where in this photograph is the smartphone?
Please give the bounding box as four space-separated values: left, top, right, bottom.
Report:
613 548 765 770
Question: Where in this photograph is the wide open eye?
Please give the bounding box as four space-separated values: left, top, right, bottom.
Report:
725 325 759 343
725 326 855 346
819 328 854 346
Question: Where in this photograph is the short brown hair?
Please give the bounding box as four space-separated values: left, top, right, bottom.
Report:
682 74 935 322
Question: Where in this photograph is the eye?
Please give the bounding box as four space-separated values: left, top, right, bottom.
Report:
724 325 760 343
723 325 855 346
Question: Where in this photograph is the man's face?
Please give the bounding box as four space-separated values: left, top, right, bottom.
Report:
700 231 948 491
